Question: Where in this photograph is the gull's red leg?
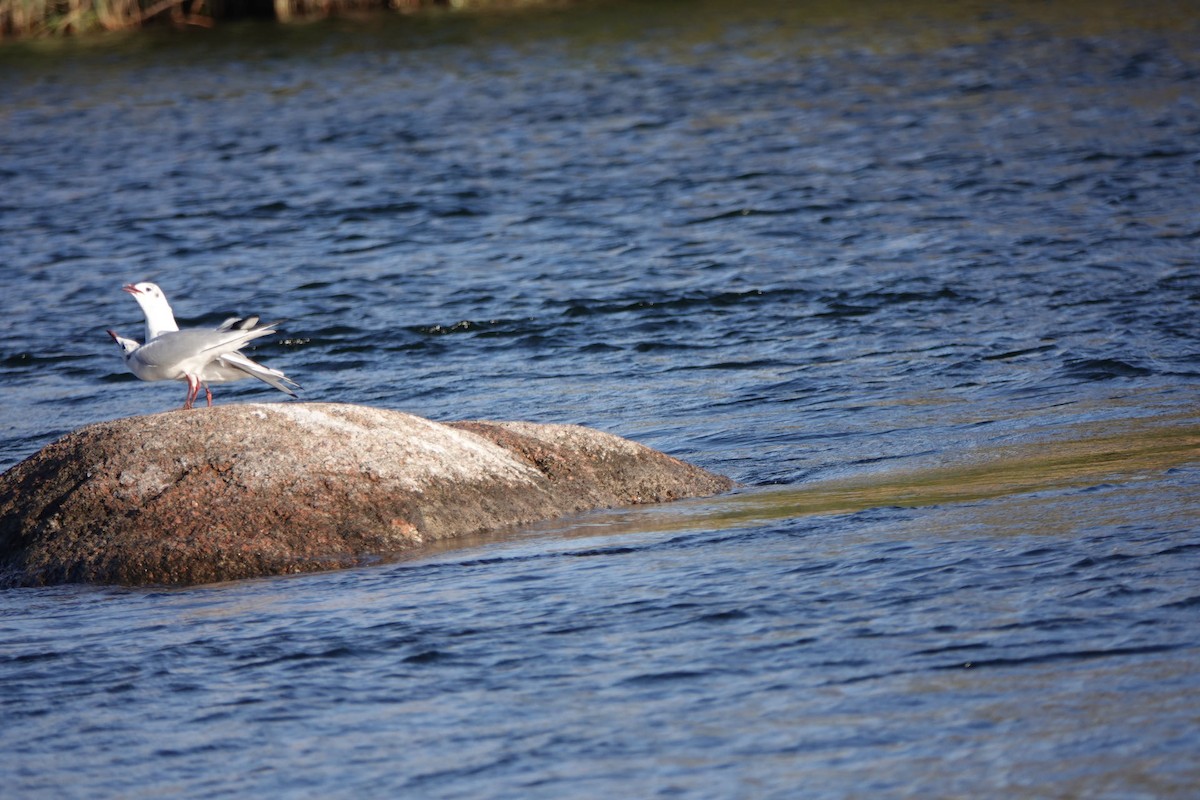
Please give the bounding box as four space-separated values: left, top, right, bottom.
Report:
184 375 200 409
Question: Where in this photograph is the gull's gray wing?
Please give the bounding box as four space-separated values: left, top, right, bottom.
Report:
134 327 277 369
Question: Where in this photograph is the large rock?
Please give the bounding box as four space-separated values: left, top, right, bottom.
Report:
0 404 734 587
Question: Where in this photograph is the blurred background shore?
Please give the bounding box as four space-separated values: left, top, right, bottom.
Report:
1 0 578 39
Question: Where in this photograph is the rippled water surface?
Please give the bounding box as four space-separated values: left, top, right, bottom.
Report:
2 0 1199 796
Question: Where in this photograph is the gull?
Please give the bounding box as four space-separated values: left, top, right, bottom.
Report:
116 282 299 408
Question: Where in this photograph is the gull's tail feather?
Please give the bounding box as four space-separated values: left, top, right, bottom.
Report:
218 351 300 397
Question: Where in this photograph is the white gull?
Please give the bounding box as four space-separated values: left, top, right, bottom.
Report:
115 282 299 408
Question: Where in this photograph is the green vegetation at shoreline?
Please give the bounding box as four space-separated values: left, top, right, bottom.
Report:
0 0 579 39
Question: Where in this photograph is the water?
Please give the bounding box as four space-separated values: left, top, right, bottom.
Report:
2 0 1199 795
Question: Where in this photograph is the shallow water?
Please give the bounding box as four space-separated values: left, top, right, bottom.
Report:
2 0 1199 796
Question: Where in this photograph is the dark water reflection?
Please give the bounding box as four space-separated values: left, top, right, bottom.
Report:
1 0 1199 796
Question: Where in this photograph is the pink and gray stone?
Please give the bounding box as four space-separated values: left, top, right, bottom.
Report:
0 404 734 587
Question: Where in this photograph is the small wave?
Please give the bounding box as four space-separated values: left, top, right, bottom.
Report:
933 642 1181 671
981 344 1056 362
683 206 804 225
617 669 709 686
403 650 450 664
1161 594 1200 609
556 287 785 318
1060 357 1153 381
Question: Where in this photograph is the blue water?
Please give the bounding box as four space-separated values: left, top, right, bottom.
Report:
2 0 1200 796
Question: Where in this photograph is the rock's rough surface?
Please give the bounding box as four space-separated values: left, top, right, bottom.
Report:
0 404 734 587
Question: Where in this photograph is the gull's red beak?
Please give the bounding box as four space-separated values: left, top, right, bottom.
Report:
122 284 140 295
106 330 119 341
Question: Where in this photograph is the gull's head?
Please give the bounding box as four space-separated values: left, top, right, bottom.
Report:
107 329 140 358
123 281 168 305
122 281 179 337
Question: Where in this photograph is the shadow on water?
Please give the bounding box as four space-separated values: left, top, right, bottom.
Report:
713 414 1200 528
413 411 1200 561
